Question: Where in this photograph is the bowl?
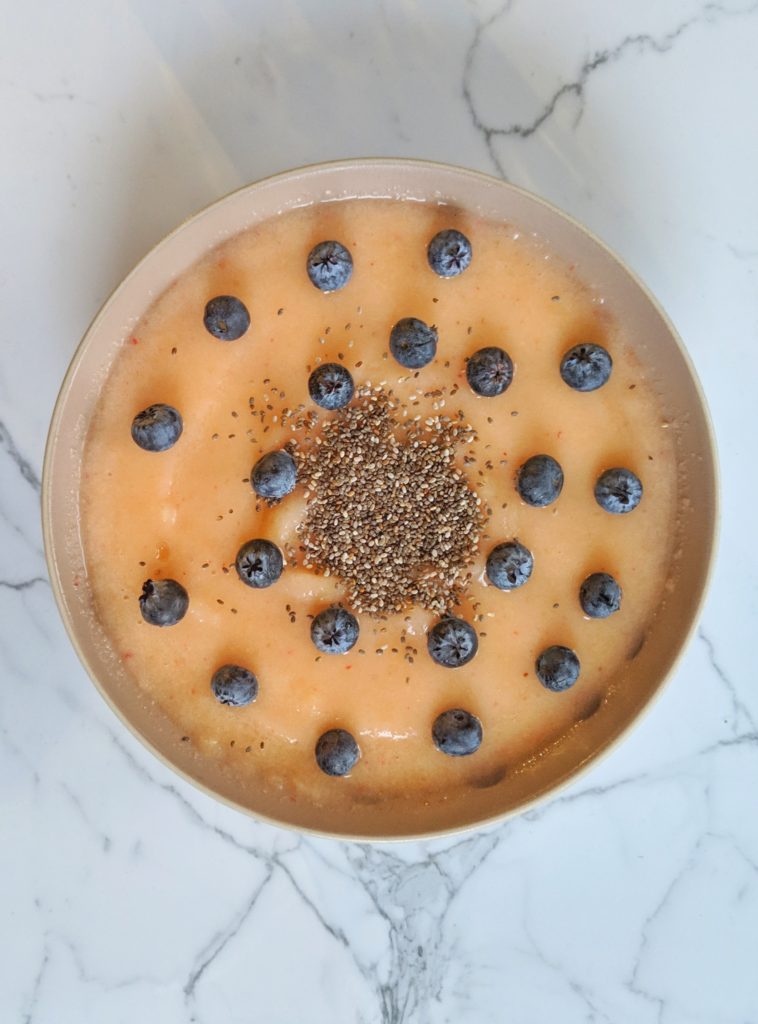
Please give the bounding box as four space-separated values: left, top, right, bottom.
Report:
42 159 718 839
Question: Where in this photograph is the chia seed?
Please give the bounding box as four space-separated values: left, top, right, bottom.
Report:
292 387 484 615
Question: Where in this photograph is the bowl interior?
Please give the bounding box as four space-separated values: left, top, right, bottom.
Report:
43 160 717 839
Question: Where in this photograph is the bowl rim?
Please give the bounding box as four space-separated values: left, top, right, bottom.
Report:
42 157 720 842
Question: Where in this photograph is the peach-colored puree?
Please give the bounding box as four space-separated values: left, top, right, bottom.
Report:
81 199 676 808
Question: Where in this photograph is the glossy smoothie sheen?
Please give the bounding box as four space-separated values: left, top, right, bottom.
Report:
81 198 677 811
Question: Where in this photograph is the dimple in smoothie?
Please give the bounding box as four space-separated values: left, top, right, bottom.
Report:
81 198 677 813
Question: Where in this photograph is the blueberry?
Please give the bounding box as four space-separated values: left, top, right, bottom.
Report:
560 343 612 392
486 541 534 590
315 728 360 776
535 645 580 692
211 664 258 707
252 450 297 501
594 467 643 514
432 708 482 756
131 404 183 452
203 295 250 341
311 606 359 654
139 578 188 626
427 617 478 668
235 539 283 589
389 318 438 369
517 454 564 507
427 229 472 278
466 346 514 397
580 572 622 618
308 363 355 410
307 241 353 292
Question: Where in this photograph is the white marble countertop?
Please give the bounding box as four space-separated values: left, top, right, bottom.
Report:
2 1 757 1021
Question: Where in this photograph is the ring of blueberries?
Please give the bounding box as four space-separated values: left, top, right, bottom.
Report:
131 404 183 453
485 541 533 590
390 317 438 369
432 709 483 756
308 363 355 410
203 295 251 341
311 606 360 654
211 664 259 707
466 346 513 397
130 231 639 778
235 539 283 589
307 241 353 292
315 728 360 776
251 450 297 501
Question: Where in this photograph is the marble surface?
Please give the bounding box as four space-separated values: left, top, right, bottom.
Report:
2 0 757 1020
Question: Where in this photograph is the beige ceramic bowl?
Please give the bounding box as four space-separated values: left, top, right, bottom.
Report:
43 159 717 840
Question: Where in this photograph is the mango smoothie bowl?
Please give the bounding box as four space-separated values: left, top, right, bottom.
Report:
43 160 717 839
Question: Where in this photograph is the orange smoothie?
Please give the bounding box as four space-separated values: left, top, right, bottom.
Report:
80 198 677 810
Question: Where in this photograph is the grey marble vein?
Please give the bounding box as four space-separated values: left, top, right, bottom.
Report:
0 511 45 559
55 933 167 994
104 727 265 860
60 782 112 853
624 829 758 1021
522 912 614 1024
696 730 758 756
625 837 704 1022
276 857 353 950
104 724 375 981
184 870 274 1019
698 626 756 733
463 1 758 152
728 242 758 262
0 574 55 652
341 830 505 1022
0 725 41 784
0 420 41 492
719 832 758 878
104 725 429 1020
522 769 651 824
0 576 48 591
33 91 77 103
22 944 49 1024
461 0 515 179
178 810 508 1023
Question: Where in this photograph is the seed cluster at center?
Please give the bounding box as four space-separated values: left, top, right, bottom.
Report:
290 387 484 616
